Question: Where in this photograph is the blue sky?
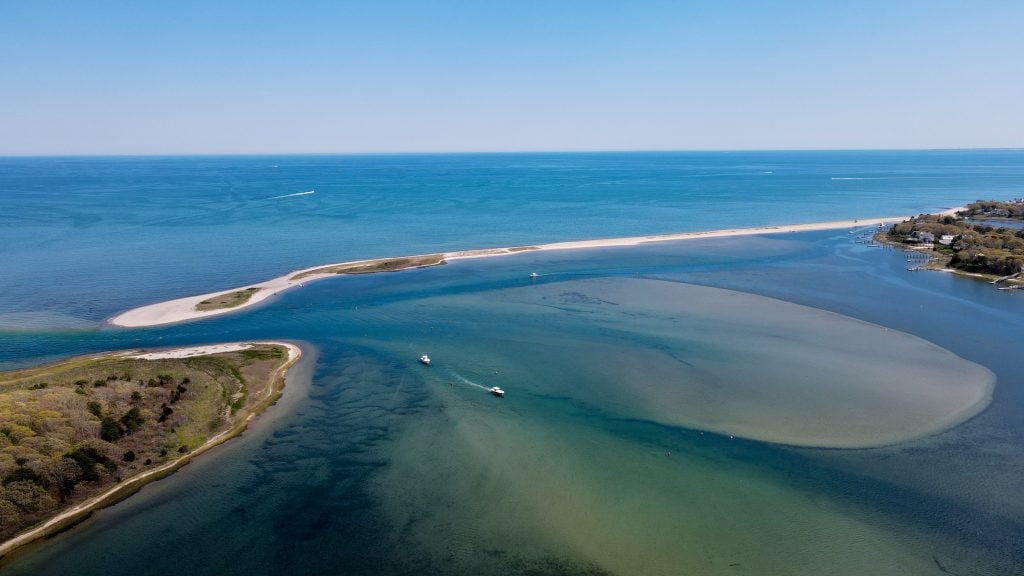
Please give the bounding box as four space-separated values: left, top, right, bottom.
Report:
1 1 1022 154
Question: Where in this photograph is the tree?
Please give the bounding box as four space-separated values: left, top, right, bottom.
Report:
2 467 44 487
99 417 124 441
3 480 55 511
158 405 173 423
38 457 82 499
0 498 20 526
120 407 144 434
63 446 115 482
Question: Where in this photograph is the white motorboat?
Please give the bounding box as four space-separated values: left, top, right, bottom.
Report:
529 272 538 278
489 386 505 397
419 355 431 366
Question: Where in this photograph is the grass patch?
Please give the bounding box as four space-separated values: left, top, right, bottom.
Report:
291 254 446 281
241 347 285 361
195 287 261 311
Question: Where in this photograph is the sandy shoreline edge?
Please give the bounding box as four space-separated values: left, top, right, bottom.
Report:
0 341 303 561
108 212 954 328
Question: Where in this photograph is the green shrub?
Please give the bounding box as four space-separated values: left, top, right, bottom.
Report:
158 405 173 423
99 417 124 441
120 407 144 434
3 467 44 486
63 446 116 483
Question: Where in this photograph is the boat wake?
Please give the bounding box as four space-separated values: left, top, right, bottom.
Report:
268 190 315 200
448 370 492 392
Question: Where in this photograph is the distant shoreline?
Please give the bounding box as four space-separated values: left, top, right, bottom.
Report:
0 342 302 562
107 213 945 328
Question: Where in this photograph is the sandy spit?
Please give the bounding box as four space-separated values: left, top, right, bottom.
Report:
108 212 958 328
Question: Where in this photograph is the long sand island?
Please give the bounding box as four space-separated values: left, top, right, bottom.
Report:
0 342 301 560
110 214 928 328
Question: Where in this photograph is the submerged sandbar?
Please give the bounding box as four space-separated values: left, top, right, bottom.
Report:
400 277 994 448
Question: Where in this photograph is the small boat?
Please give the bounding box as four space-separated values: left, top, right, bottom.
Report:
489 386 505 397
419 355 431 366
529 272 538 279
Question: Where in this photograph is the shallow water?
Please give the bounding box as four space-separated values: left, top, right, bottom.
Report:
375 394 939 575
359 276 993 448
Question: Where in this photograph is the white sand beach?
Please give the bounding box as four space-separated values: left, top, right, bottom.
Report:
107 213 945 328
127 343 255 359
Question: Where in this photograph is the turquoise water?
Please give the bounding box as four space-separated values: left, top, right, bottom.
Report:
2 152 1024 574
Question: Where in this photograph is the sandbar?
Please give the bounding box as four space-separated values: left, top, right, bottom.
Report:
395 277 993 448
108 212 946 328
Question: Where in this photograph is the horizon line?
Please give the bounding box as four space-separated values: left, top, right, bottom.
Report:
2 146 1023 160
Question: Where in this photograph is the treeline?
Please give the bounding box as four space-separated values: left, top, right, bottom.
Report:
888 211 1024 276
958 200 1024 220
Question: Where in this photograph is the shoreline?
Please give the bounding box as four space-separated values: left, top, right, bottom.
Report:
874 208 1024 287
109 214 927 328
0 341 303 562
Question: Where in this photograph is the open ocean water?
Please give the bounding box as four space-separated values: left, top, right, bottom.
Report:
1 151 1024 575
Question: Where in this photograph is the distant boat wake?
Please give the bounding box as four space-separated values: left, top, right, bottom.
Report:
448 370 491 392
268 190 315 200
